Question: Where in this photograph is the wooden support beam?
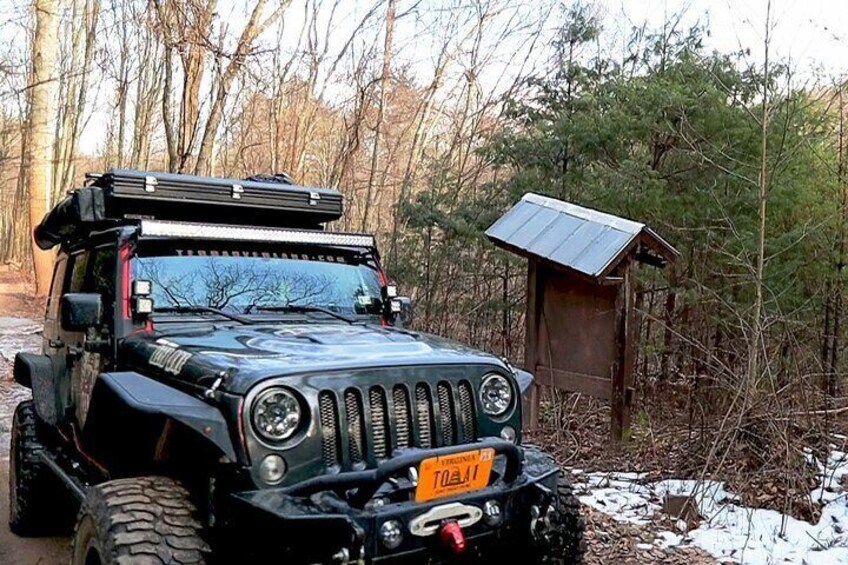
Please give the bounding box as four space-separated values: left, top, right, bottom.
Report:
534 366 613 400
523 259 541 429
611 264 635 442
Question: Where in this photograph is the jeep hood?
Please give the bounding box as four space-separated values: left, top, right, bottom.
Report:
119 323 508 394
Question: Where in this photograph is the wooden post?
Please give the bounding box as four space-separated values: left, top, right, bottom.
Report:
611 263 635 441
523 259 540 429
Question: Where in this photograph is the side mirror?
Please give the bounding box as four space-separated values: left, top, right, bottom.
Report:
62 293 103 331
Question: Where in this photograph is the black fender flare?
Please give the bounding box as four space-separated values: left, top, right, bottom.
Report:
15 352 71 427
513 367 535 398
513 368 536 429
84 372 237 466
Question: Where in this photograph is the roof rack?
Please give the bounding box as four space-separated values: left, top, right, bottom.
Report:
34 169 344 250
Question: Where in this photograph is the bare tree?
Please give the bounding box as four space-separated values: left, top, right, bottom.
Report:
359 0 395 231
152 0 216 172
194 0 288 175
54 0 100 199
129 3 164 169
746 0 771 396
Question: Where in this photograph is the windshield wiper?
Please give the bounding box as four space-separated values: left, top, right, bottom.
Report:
156 305 253 325
249 304 357 324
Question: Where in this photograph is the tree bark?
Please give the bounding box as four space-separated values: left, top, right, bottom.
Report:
829 85 847 394
161 44 178 172
25 0 60 296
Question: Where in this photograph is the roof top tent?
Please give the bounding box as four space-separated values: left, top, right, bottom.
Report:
34 169 346 250
486 193 679 441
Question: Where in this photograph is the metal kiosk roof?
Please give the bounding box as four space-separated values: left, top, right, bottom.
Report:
485 193 678 281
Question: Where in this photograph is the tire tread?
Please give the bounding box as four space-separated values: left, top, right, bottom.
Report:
8 400 69 536
72 476 209 565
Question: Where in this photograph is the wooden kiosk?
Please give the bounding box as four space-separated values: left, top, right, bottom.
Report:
486 194 678 441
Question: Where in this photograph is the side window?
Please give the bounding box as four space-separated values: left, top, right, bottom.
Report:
45 257 68 320
69 252 89 293
88 246 117 312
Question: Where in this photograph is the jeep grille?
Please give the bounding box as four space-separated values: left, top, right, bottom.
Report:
318 381 476 470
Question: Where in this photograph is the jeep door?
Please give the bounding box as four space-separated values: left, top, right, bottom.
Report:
43 253 68 353
41 249 85 429
54 243 118 429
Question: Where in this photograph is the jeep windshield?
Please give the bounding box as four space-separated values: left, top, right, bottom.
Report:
132 241 385 320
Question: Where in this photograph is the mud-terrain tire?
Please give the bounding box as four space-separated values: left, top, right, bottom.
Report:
537 478 586 563
498 477 585 564
71 476 210 565
8 400 68 536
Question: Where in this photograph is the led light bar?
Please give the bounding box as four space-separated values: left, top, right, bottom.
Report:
140 220 375 248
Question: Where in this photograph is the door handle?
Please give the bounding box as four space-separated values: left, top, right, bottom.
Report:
48 339 65 349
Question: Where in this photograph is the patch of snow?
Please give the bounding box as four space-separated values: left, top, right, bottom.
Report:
572 447 848 564
636 543 653 550
575 472 658 525
807 448 848 504
655 531 684 548
0 317 39 459
579 485 659 525
0 382 32 461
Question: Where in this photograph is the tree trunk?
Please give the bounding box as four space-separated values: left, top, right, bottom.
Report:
360 0 395 232
661 289 676 380
1 120 30 266
55 0 99 199
829 86 847 395
747 0 771 395
25 0 60 296
161 44 178 172
152 0 216 173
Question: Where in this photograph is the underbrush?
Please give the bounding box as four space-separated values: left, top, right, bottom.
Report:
530 375 848 523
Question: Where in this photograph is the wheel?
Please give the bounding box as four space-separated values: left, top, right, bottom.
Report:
533 478 586 564
8 400 68 536
496 477 585 564
71 476 210 565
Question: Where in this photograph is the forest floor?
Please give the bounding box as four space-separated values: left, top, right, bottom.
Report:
530 386 848 563
0 267 67 564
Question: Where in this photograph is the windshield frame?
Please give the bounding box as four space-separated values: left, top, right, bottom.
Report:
131 237 387 325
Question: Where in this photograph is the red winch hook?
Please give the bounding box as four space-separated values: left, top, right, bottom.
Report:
439 521 467 554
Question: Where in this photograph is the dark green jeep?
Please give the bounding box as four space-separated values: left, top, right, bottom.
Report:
9 169 583 564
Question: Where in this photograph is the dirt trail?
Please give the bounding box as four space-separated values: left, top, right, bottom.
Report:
0 464 70 564
0 289 69 564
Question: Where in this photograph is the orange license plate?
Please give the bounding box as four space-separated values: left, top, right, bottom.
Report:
415 448 495 502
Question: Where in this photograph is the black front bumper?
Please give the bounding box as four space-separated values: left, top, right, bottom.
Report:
224 439 560 563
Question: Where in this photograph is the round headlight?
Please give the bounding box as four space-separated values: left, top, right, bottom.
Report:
251 388 301 442
479 374 513 416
